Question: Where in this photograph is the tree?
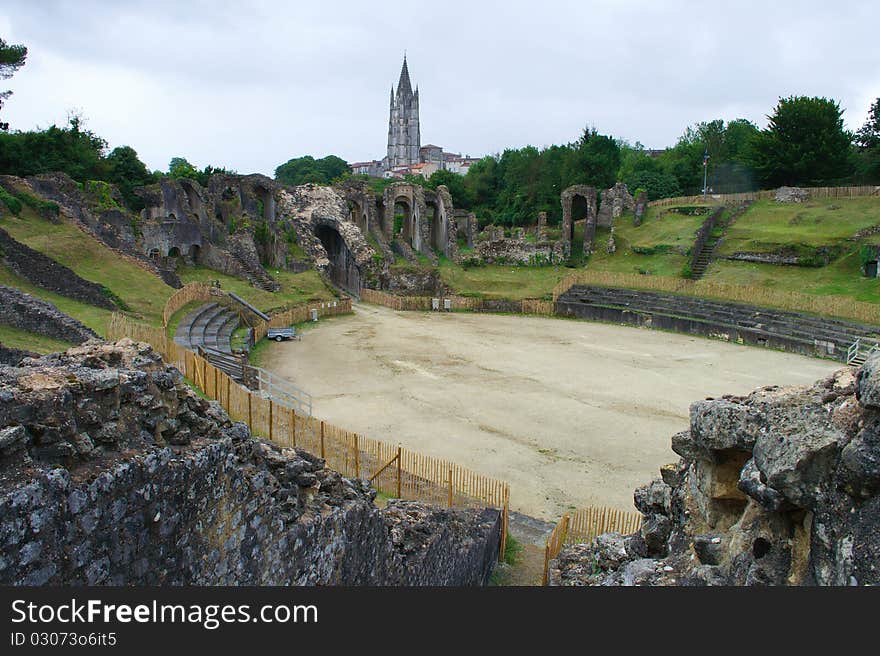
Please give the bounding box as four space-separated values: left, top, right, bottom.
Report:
106 146 155 210
854 98 880 183
856 98 880 150
0 37 27 131
275 155 349 186
748 96 853 187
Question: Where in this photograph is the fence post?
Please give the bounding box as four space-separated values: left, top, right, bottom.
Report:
268 400 273 442
290 408 296 448
247 393 252 430
354 434 360 478
447 468 453 508
320 421 325 459
396 445 402 499
202 359 207 393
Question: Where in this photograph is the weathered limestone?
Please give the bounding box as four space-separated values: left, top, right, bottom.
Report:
775 186 810 203
633 190 648 226
0 286 98 344
0 340 502 586
536 211 548 241
0 228 115 309
550 363 880 586
560 185 598 256
597 182 635 228
474 226 564 266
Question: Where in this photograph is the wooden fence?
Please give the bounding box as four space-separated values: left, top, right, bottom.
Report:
162 282 217 327
360 287 554 316
254 298 352 341
648 185 880 208
108 289 509 555
551 269 880 325
542 506 643 585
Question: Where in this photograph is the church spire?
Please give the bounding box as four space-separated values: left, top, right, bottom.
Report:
396 54 413 98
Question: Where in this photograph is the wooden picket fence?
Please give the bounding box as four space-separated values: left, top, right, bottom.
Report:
361 287 554 316
108 287 509 555
542 506 643 585
648 185 879 208
551 269 880 325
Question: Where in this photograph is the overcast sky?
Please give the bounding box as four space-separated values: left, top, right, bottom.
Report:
1 0 877 176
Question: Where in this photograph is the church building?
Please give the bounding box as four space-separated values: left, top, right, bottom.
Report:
349 57 479 179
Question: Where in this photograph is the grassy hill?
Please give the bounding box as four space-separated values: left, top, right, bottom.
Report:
0 204 337 352
438 198 880 308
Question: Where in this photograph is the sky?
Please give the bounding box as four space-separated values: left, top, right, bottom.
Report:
1 0 878 176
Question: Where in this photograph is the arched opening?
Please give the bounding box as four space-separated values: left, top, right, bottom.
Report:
349 200 367 234
315 224 360 294
426 199 444 253
168 246 181 258
189 244 201 264
167 212 177 223
394 198 411 243
376 199 387 236
181 182 202 218
254 185 275 223
563 194 589 253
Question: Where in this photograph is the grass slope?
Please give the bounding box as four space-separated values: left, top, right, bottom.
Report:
0 323 75 354
0 206 173 327
177 266 335 313
437 199 880 308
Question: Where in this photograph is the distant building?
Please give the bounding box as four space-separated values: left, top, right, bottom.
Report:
350 57 479 179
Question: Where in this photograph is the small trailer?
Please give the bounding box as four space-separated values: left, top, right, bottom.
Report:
267 327 300 342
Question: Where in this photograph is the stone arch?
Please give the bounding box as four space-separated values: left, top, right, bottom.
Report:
254 184 276 223
393 196 413 243
314 222 360 294
167 246 181 258
189 244 201 264
180 180 204 220
561 185 597 256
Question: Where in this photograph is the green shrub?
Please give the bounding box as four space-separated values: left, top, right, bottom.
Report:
0 187 23 215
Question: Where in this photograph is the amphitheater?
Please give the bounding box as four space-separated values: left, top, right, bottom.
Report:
260 302 839 520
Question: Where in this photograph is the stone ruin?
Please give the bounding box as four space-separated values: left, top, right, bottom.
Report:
561 185 598 257
474 224 565 266
775 186 811 203
633 190 648 227
597 182 635 227
549 358 880 586
0 339 502 585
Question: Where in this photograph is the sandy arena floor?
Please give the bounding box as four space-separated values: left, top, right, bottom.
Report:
264 304 840 520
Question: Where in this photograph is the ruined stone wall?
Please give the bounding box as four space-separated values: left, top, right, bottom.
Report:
0 228 115 309
549 360 880 586
474 228 565 266
0 340 500 586
0 286 98 344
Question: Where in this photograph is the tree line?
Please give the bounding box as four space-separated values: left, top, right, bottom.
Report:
2 37 878 226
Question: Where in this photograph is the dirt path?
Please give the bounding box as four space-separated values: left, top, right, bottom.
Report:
265 304 840 521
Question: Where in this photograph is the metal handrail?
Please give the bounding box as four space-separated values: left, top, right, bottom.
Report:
847 338 861 365
252 366 313 416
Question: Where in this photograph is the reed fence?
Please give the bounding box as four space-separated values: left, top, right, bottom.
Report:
108 288 509 555
551 269 880 325
543 506 643 585
648 185 879 208
360 287 554 316
162 282 218 327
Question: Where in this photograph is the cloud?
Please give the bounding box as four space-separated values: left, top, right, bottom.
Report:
1 0 877 175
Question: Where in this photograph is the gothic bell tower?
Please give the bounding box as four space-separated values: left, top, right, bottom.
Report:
385 55 421 168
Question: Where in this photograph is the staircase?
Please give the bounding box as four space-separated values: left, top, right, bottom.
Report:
848 337 880 367
690 238 717 279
